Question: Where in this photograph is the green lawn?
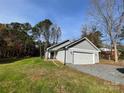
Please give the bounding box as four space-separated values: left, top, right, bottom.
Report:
0 57 123 93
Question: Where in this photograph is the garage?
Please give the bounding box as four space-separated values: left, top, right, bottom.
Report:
46 37 100 64
74 52 94 64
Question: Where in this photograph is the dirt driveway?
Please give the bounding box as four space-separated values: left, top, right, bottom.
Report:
68 64 124 85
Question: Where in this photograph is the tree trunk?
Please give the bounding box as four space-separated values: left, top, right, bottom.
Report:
44 41 49 57
113 41 118 62
39 42 42 58
110 42 113 60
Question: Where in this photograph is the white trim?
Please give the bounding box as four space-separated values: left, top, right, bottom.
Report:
69 48 99 53
93 53 95 64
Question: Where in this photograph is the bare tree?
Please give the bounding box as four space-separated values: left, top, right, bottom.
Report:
81 25 89 37
32 19 62 57
81 25 102 48
32 19 52 57
90 0 124 62
50 24 61 44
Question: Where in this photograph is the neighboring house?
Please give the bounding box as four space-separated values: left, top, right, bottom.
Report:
100 48 111 52
45 37 100 65
100 48 112 59
100 47 120 60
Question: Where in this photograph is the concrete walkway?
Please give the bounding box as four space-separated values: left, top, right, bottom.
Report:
67 64 124 85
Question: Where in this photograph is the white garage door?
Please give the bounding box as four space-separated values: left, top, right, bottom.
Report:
74 52 94 64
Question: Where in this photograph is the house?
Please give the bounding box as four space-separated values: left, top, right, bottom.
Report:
45 37 100 65
100 47 120 60
100 48 111 52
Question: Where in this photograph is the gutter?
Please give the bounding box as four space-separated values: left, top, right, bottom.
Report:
64 48 67 65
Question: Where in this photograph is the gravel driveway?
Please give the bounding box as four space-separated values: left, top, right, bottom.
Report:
67 64 124 85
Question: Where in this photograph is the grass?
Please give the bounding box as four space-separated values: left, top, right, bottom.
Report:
0 57 123 93
100 59 124 66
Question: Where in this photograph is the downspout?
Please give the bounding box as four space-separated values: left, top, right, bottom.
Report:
64 48 66 65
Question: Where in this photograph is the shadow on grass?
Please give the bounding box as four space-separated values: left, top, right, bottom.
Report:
116 68 124 74
0 57 30 64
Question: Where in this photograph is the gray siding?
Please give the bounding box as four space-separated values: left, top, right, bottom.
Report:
56 50 65 63
66 49 73 63
73 40 97 50
95 52 99 63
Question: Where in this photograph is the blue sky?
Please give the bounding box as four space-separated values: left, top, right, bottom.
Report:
0 0 90 40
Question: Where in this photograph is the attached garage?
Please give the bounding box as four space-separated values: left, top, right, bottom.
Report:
46 37 100 65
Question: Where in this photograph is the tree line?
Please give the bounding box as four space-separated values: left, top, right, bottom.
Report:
0 19 61 58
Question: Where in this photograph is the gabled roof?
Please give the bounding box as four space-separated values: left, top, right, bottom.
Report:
47 40 70 51
47 37 101 52
84 37 101 52
65 37 100 52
